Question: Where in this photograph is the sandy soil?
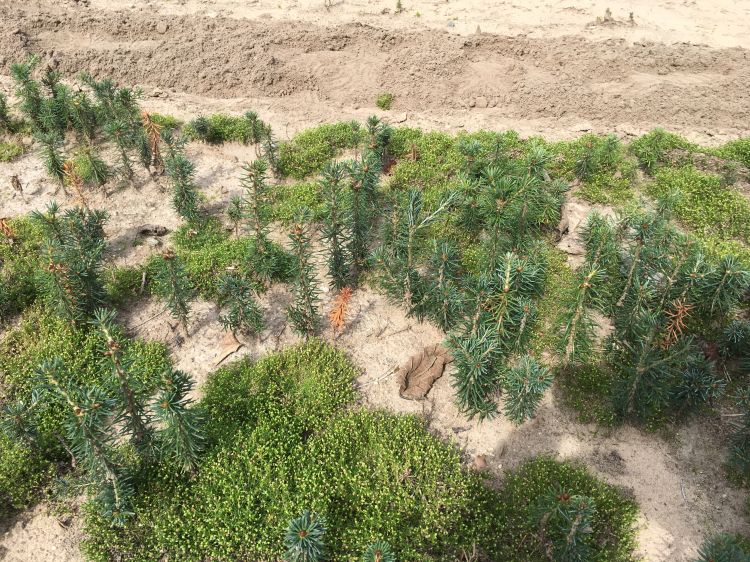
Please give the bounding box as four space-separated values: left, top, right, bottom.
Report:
1 1 749 560
1 0 750 143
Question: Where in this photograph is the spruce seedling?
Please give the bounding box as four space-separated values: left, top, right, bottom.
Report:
68 91 98 141
373 189 455 315
448 325 502 420
227 194 244 237
363 540 396 562
31 203 108 324
92 308 153 454
153 249 195 333
284 511 326 562
502 355 553 424
533 488 596 562
241 159 272 246
151 367 205 474
0 92 12 132
37 358 134 526
694 534 750 562
104 120 137 181
261 129 282 178
36 132 67 190
244 110 267 143
346 152 379 277
141 111 164 173
241 159 277 284
10 55 44 129
421 240 463 331
329 286 353 336
165 142 202 224
320 161 353 289
217 273 264 336
286 215 320 337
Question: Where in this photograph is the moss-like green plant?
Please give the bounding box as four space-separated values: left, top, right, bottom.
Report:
168 220 292 299
184 112 268 145
649 166 750 244
0 433 53 519
81 342 504 561
0 141 23 162
559 364 617 426
376 92 394 110
271 181 325 224
279 122 361 179
149 113 182 131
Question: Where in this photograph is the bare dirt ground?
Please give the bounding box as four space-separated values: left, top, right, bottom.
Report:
1 0 750 143
1 1 749 561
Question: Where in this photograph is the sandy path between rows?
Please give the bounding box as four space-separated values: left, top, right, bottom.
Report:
1 0 749 144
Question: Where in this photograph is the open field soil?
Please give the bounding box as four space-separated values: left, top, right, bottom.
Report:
1 2 750 562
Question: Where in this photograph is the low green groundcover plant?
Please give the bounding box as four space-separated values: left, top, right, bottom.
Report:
0 215 45 319
377 92 394 110
279 122 361 179
165 220 293 298
82 342 639 562
0 140 23 162
649 166 750 244
82 341 500 560
0 433 53 518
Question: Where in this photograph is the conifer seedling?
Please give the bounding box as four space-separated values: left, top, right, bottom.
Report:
286 215 320 338
502 356 553 424
36 358 135 526
533 488 596 562
227 194 244 237
329 286 353 336
151 367 205 474
92 308 153 454
320 160 353 289
153 249 195 334
217 273 264 336
141 110 164 173
362 540 396 562
36 132 67 191
284 511 326 562
31 203 108 324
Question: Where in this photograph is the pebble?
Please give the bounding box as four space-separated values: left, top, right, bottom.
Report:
475 96 488 109
155 22 168 34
